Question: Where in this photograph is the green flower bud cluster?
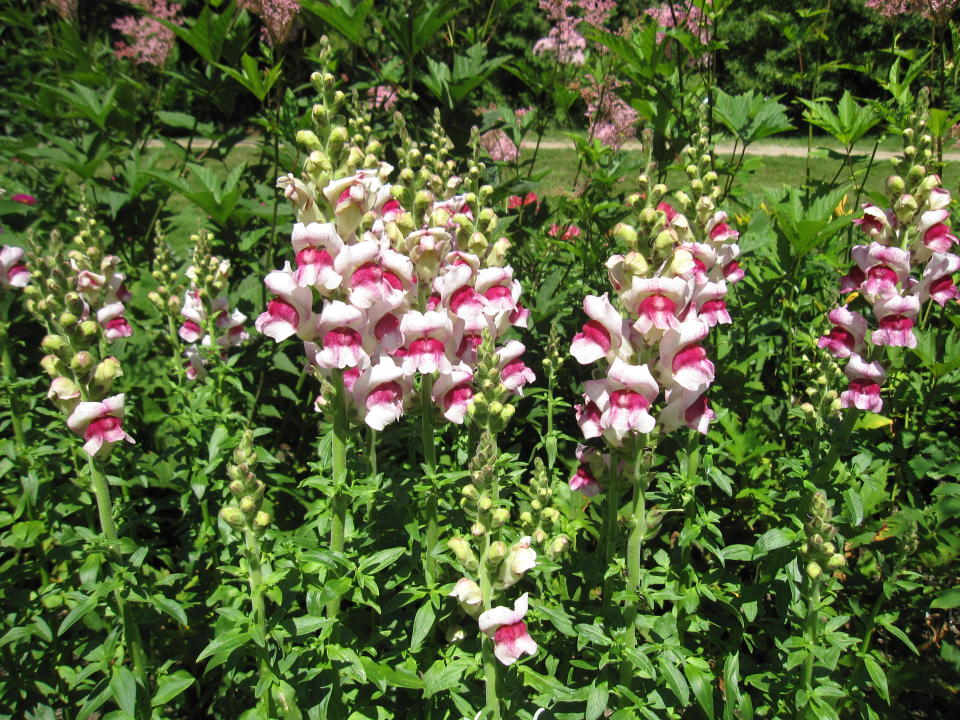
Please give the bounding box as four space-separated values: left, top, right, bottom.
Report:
891 91 936 201
519 458 566 554
387 114 505 269
465 333 516 433
797 350 843 423
148 226 185 316
24 220 126 408
679 119 722 228
295 41 385 212
800 490 845 580
221 430 271 536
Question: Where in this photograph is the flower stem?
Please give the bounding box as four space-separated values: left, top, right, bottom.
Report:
243 524 273 716
602 456 621 605
477 444 501 720
88 458 149 708
624 436 652 656
798 578 822 719
421 375 439 585
327 370 349 618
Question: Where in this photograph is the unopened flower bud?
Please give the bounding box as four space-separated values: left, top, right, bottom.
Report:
547 534 570 559
806 561 822 580
221 506 246 528
613 222 638 248
486 541 508 568
42 334 68 354
470 521 485 537
461 484 479 501
446 625 466 643
296 130 322 151
477 495 493 513
894 193 918 222
239 496 257 516
93 357 122 388
70 351 95 373
229 479 245 497
40 354 63 377
253 511 271 530
826 553 846 569
491 508 510 528
886 175 905 197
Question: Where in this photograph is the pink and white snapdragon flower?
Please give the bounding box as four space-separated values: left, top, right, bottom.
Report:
1 246 30 290
478 593 538 666
259 147 534 431
819 174 959 412
67 394 135 458
570 200 741 447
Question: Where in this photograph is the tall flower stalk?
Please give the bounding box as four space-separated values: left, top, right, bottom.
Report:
818 103 959 418
256 41 535 596
568 123 743 684
22 207 148 709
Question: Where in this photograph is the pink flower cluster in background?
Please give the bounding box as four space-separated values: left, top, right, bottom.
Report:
645 1 712 45
238 0 302 46
367 85 399 112
818 181 959 412
863 0 959 22
580 74 639 149
480 129 519 163
533 1 639 148
112 0 183 67
258 166 534 431
568 200 742 494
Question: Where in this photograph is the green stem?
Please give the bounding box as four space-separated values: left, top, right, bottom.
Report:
798 578 822 720
477 455 501 720
421 376 439 585
88 459 149 711
602 457 621 605
624 436 651 655
327 370 349 618
243 524 273 716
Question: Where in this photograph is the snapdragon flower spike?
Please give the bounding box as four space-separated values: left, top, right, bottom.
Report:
260 89 535 433
478 593 538 666
820 123 960 412
67 394 135 457
1 246 30 289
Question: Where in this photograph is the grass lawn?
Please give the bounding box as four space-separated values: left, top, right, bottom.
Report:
516 144 960 200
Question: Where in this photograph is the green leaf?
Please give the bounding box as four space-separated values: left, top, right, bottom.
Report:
685 660 715 719
659 656 690 705
931 587 960 609
196 629 250 665
59 595 98 635
359 547 405 574
423 659 466 698
585 683 609 720
152 671 195 706
110 666 137 717
843 488 864 526
575 622 612 646
300 0 374 46
752 528 793 559
862 654 889 703
409 600 435 653
207 424 229 463
149 595 188 627
536 601 577 637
